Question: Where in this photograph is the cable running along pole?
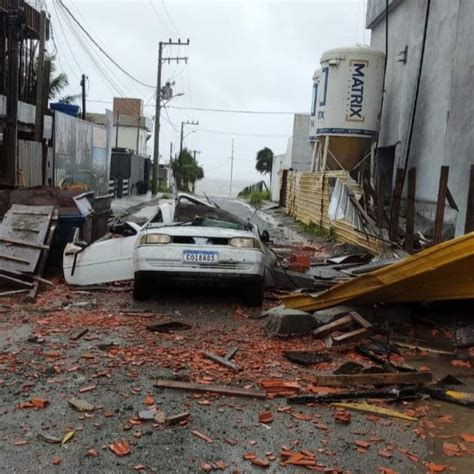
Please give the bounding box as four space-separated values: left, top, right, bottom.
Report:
152 39 190 196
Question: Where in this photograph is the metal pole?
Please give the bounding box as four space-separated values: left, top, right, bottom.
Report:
151 42 163 196
115 111 119 148
34 10 46 141
80 74 87 120
179 120 184 157
229 138 234 198
5 0 22 185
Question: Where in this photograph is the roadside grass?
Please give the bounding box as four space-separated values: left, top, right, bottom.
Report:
297 221 335 240
239 190 271 207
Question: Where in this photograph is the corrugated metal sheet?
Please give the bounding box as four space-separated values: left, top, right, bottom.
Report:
282 232 474 312
285 171 384 255
18 140 43 186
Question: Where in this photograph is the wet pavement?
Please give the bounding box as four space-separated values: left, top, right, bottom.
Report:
0 195 473 473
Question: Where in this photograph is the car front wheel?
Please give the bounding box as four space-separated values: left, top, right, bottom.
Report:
133 275 150 301
243 278 265 307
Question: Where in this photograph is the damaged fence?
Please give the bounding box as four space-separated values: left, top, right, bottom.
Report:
285 171 384 255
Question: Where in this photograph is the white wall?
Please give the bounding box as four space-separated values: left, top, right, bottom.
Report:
112 126 149 156
368 0 474 234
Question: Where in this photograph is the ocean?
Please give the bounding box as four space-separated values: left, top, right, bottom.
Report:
195 177 262 198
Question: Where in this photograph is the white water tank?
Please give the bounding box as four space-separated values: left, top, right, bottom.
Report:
315 46 385 170
317 46 385 138
309 69 321 142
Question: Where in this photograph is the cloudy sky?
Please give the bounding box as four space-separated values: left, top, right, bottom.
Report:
46 0 369 190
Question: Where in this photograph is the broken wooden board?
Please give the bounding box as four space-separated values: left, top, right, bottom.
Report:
203 352 240 371
312 372 432 387
332 327 370 345
0 205 55 274
281 231 474 311
332 402 417 421
312 315 353 339
154 380 266 399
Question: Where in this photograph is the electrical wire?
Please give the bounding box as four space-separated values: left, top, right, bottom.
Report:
197 129 289 138
57 0 155 89
147 0 173 37
161 0 181 36
87 99 296 116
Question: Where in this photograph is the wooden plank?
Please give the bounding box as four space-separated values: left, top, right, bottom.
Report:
0 254 31 265
0 273 34 288
312 315 353 339
26 211 58 302
405 167 416 253
11 227 40 233
0 289 30 297
224 346 239 361
315 371 432 387
433 166 449 244
0 237 49 250
203 352 240 371
389 168 404 241
332 327 369 345
331 402 417 421
376 173 386 229
349 311 372 329
465 164 474 233
153 380 266 399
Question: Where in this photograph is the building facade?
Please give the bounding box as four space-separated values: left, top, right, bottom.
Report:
367 0 474 235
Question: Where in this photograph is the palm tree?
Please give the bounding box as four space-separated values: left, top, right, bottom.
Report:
47 56 80 104
23 55 79 105
255 147 274 185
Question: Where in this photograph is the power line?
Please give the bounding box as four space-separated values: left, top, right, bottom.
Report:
147 0 173 36
57 0 155 89
87 99 296 116
198 129 289 138
161 0 181 36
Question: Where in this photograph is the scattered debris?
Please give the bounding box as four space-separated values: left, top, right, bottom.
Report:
191 430 213 444
165 412 191 426
61 431 75 445
261 380 301 397
146 321 192 333
37 433 61 444
281 232 474 311
69 328 89 341
68 398 94 412
283 351 331 366
109 439 131 456
203 350 240 371
310 371 432 387
258 411 273 424
154 380 266 399
332 402 417 421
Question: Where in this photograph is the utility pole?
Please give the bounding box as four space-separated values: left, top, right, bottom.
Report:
34 9 46 141
152 38 190 196
229 139 234 198
80 74 87 120
5 0 23 184
179 120 199 157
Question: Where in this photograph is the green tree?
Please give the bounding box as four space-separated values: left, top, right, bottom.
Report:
171 148 205 192
255 147 274 185
24 55 79 105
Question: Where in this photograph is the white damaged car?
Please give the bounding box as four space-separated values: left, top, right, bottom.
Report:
133 195 276 306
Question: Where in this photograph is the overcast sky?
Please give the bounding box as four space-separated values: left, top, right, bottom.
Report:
46 0 369 189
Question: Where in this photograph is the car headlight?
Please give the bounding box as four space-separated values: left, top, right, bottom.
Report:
140 234 171 245
229 237 258 248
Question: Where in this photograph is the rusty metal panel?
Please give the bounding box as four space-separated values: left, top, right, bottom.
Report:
282 232 474 312
18 140 43 186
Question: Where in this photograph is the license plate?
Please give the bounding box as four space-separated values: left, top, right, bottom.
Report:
183 250 218 263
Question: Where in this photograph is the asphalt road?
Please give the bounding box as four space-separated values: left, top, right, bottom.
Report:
0 196 471 473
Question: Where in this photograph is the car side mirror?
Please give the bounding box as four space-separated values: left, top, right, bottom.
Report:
261 230 270 243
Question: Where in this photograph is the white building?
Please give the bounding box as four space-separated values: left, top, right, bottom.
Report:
367 0 474 235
